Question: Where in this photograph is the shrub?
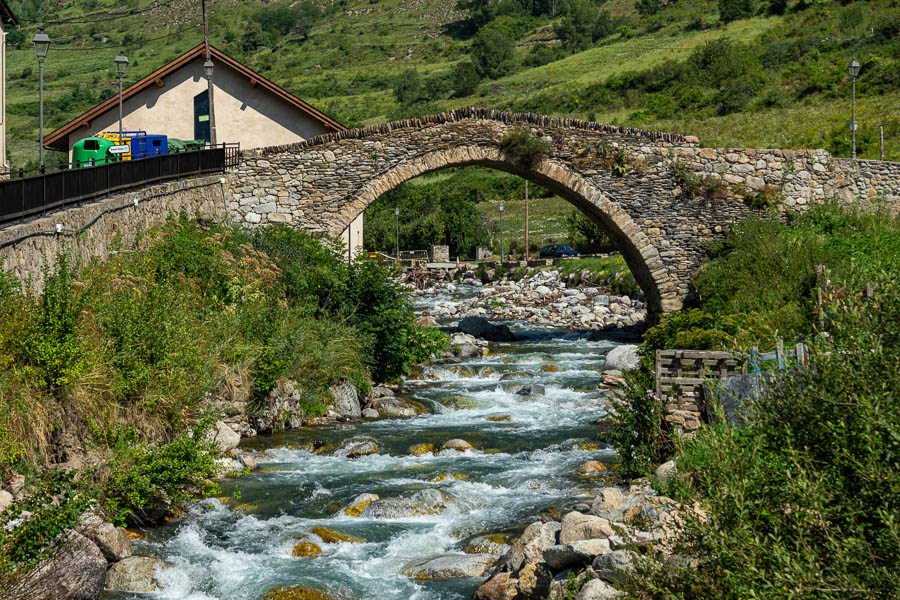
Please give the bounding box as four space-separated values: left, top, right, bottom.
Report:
718 0 754 23
470 26 516 79
554 0 616 50
500 127 551 169
451 60 481 97
565 210 613 254
625 268 900 599
393 68 425 104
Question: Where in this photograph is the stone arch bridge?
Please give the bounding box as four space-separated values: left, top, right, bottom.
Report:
213 109 900 314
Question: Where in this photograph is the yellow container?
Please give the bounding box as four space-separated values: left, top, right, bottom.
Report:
97 132 132 160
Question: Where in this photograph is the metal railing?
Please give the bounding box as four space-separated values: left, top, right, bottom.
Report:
0 143 240 225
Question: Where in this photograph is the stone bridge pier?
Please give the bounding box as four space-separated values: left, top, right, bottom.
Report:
226 108 900 316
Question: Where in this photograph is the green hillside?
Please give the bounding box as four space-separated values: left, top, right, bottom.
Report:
4 0 898 171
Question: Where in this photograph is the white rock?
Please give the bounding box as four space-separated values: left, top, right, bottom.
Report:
655 460 677 486
575 578 623 599
211 421 241 453
604 345 641 372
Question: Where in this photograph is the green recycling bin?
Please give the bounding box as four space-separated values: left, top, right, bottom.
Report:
72 137 116 167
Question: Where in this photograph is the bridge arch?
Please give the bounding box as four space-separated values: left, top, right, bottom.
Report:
337 144 668 316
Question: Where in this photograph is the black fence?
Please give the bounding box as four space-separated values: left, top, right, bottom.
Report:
0 143 240 225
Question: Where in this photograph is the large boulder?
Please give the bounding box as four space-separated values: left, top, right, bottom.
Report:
79 512 133 562
330 379 361 419
458 317 517 342
592 550 637 583
404 553 497 579
0 489 13 514
495 521 561 573
211 420 241 453
559 512 614 544
105 556 166 593
441 439 475 452
16 531 108 600
372 396 421 418
603 345 640 372
542 538 611 570
362 489 447 519
475 562 552 600
250 379 304 433
655 460 677 486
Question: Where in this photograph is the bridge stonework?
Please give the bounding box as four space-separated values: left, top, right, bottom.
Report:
225 109 900 315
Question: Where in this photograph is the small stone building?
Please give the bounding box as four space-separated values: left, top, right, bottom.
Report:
42 43 364 254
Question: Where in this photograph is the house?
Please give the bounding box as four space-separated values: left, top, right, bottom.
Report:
1 1 18 177
43 43 363 254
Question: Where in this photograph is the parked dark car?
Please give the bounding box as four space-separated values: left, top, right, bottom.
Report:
539 244 580 258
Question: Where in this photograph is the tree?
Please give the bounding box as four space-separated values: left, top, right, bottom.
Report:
451 61 481 97
718 0 754 23
393 69 424 104
470 26 516 79
554 0 616 51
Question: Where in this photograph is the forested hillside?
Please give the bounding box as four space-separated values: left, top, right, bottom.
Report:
5 0 898 171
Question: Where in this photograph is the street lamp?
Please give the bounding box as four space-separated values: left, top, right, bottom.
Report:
498 201 504 263
33 27 50 170
394 206 400 259
114 51 129 147
204 59 217 146
847 59 860 159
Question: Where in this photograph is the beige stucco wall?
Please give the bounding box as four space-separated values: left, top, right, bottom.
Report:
66 58 329 156
340 212 364 260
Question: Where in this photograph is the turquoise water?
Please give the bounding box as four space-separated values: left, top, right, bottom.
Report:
119 290 625 600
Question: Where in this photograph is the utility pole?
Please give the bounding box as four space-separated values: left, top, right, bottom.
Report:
524 180 530 261
202 0 217 146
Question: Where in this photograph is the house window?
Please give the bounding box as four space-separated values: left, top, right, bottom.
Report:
194 90 210 143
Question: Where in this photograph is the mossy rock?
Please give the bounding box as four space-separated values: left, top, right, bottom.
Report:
578 441 600 451
458 368 476 377
343 493 380 517
312 526 365 544
292 541 322 558
408 443 436 456
438 396 478 410
428 472 468 483
260 586 335 600
540 364 559 373
479 367 495 377
486 415 511 422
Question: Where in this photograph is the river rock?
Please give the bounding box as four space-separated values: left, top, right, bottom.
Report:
105 555 166 593
457 317 517 342
17 531 107 600
292 541 322 557
311 526 365 544
362 489 447 518
499 372 528 381
210 420 241 453
465 534 512 556
591 550 637 583
373 396 420 418
343 493 380 517
330 379 361 419
576 461 607 475
260 586 336 600
79 512 133 562
495 520 561 573
603 345 640 372
369 385 395 399
340 440 379 458
361 408 380 419
251 379 304 433
542 538 611 569
655 460 677 486
408 442 436 456
441 438 475 452
575 578 623 600
416 316 440 327
404 553 496 579
559 512 614 544
592 488 625 512
515 384 545 397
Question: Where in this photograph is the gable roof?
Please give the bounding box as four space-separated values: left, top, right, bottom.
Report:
43 44 345 151
1 1 17 25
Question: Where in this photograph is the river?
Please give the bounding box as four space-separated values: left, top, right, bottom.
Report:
116 285 629 600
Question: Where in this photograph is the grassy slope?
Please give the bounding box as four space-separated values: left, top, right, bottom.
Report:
7 0 898 169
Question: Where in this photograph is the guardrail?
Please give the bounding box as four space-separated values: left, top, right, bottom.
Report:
0 143 239 225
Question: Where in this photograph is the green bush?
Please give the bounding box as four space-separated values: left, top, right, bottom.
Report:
626 268 900 599
451 61 481 97
393 68 425 104
100 426 221 526
470 25 516 78
500 127 551 169
554 0 616 50
718 0 754 23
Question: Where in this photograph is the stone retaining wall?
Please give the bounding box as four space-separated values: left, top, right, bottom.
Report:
0 176 225 292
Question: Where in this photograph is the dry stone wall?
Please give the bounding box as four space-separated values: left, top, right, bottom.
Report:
225 108 900 315
0 176 225 292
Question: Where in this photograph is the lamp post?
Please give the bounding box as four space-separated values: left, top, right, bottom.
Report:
114 51 129 148
498 201 504 263
204 59 217 146
394 206 400 259
33 28 50 171
848 59 860 159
